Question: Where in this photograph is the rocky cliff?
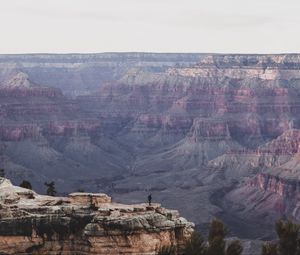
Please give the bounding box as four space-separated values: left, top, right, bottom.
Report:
2 53 300 239
0 178 193 255
221 131 300 237
0 53 203 96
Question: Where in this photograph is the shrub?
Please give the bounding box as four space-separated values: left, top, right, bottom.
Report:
20 180 32 190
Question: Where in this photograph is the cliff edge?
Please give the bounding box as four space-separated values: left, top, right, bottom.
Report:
0 178 194 255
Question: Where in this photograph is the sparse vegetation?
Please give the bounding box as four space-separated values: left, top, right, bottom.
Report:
262 242 278 255
20 180 32 190
276 220 299 255
183 231 207 255
182 219 242 255
0 169 5 178
226 240 243 255
44 181 57 196
261 220 300 255
207 219 227 255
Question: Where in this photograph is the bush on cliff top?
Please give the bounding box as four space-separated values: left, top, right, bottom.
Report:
19 180 32 190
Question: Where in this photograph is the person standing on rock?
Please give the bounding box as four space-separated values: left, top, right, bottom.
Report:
148 194 152 206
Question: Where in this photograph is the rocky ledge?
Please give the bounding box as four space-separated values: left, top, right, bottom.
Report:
0 178 194 255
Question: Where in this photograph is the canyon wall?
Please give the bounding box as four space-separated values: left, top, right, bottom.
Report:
2 54 300 238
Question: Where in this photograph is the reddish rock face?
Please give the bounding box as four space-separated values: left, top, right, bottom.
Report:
225 172 299 223
222 130 300 227
2 54 300 240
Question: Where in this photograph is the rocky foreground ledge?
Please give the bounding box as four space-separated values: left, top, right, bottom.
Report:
0 178 194 255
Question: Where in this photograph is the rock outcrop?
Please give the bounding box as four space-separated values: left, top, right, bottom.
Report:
0 178 193 255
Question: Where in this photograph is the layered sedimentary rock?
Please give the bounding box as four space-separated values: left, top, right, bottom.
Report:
221 131 300 235
0 53 203 96
0 178 193 255
2 54 300 239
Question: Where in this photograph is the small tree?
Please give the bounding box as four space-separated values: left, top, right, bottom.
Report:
208 236 226 255
261 220 300 255
276 220 299 255
0 169 5 178
183 231 207 255
182 219 242 255
262 242 278 255
44 181 57 196
207 219 228 255
226 240 243 255
208 219 228 243
19 180 32 190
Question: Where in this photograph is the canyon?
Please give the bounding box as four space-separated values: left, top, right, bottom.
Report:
1 53 300 241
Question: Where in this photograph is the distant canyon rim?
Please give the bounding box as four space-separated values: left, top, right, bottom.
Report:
1 53 300 240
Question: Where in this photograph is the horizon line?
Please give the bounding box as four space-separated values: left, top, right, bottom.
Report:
1 52 300 56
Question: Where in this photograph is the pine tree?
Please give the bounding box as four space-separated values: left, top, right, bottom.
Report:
208 236 226 255
276 220 299 255
44 181 57 196
207 219 227 255
19 180 32 190
261 242 278 255
0 169 5 178
208 219 227 243
226 240 243 255
183 231 207 255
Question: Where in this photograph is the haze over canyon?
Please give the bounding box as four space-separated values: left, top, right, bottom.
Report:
1 53 300 240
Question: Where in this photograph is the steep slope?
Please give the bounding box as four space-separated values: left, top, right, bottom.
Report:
0 53 204 96
2 54 300 239
213 130 300 238
0 73 130 193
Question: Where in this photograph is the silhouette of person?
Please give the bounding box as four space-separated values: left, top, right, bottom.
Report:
148 194 152 206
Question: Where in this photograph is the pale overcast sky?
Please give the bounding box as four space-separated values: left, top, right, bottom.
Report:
0 0 299 54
